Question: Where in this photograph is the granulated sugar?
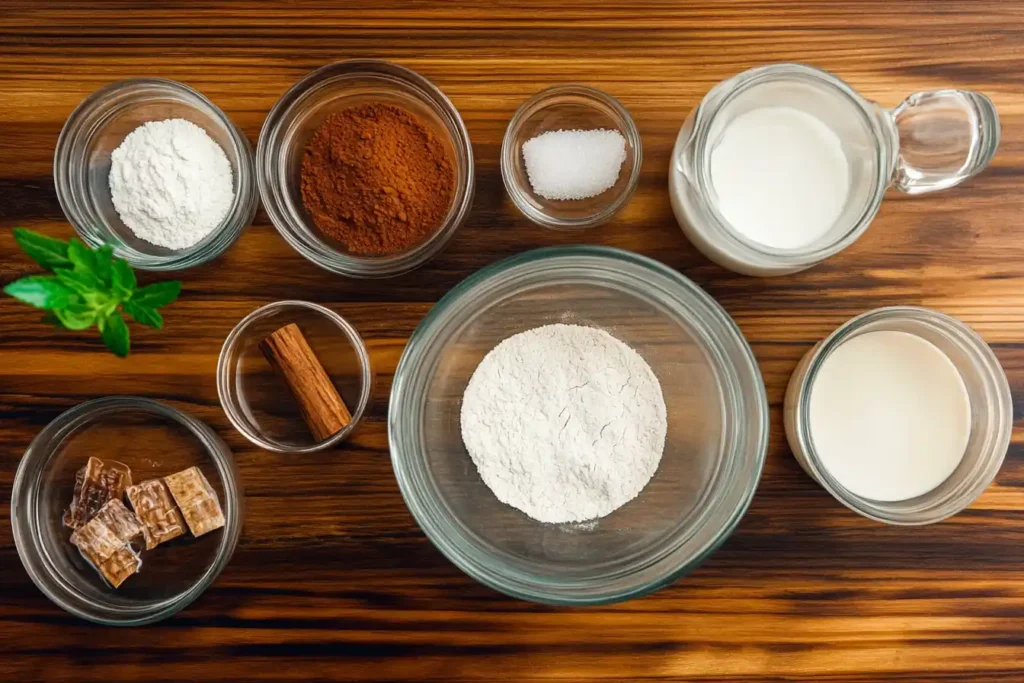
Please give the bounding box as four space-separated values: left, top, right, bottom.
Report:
460 324 667 524
522 129 626 200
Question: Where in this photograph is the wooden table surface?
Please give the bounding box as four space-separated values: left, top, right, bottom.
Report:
3 2 1023 681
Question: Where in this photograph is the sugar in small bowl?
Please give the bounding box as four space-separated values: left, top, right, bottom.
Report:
54 78 258 271
501 85 642 230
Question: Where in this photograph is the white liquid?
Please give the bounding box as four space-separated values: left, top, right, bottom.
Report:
808 331 971 502
710 106 850 250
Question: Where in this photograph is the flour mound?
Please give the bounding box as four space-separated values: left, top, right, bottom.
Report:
460 324 667 524
109 118 234 250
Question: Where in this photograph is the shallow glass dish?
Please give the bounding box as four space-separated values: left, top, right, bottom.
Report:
784 306 1012 525
218 300 373 453
257 60 475 278
11 397 243 625
501 85 642 230
54 78 258 271
389 246 768 605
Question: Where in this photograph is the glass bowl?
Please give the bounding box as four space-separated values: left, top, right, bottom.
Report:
501 85 642 230
218 300 372 453
388 246 768 605
54 78 258 271
10 397 243 625
257 60 474 278
784 306 1012 525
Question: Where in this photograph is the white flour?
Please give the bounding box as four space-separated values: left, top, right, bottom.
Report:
109 118 234 250
460 324 667 523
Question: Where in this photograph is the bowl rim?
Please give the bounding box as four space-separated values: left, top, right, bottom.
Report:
388 245 769 605
10 396 243 626
216 300 373 454
500 84 643 230
53 77 258 272
256 59 475 278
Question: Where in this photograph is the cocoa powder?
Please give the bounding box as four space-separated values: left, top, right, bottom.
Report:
300 103 455 256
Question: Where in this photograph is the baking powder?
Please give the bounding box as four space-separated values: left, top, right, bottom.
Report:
109 118 234 250
460 324 667 524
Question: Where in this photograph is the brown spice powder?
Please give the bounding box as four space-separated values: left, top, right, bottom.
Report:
300 103 455 256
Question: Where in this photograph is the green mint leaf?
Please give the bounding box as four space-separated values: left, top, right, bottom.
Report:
42 311 65 328
132 280 182 308
81 289 112 312
111 259 137 300
13 228 71 270
123 299 163 329
67 238 98 275
93 245 115 287
55 304 97 331
100 310 130 357
54 267 103 297
3 276 75 310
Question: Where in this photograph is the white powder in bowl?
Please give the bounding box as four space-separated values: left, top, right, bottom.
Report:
521 129 627 200
109 118 234 250
460 324 667 524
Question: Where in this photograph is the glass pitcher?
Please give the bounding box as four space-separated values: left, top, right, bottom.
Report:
669 63 999 276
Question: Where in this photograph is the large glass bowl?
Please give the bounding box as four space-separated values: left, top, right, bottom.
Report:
388 246 768 605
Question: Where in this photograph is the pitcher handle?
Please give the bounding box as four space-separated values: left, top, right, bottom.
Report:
889 90 1000 194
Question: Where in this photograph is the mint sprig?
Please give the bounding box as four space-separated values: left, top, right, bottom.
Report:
3 228 182 357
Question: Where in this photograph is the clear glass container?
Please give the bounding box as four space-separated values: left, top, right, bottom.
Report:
257 60 475 278
54 78 258 271
217 300 372 454
501 85 642 230
784 307 1012 524
11 397 244 625
669 63 1000 276
388 246 768 605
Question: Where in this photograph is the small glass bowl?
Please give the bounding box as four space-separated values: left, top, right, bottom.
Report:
257 60 475 278
389 246 768 605
54 78 258 271
218 300 372 453
10 397 243 625
784 307 1012 525
501 85 642 230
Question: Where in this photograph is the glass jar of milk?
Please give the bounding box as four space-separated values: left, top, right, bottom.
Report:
783 307 1012 525
669 63 1000 276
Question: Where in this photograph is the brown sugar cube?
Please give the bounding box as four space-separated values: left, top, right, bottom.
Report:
126 478 187 549
70 499 144 589
63 456 132 530
259 323 352 441
164 466 225 537
96 547 143 589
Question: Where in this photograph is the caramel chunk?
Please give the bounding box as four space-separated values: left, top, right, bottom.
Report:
63 457 132 530
70 499 144 588
164 467 225 537
126 478 187 549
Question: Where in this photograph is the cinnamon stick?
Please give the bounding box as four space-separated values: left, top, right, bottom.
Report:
260 323 352 441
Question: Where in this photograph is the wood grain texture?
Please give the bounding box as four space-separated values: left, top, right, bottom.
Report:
2 1 1023 681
